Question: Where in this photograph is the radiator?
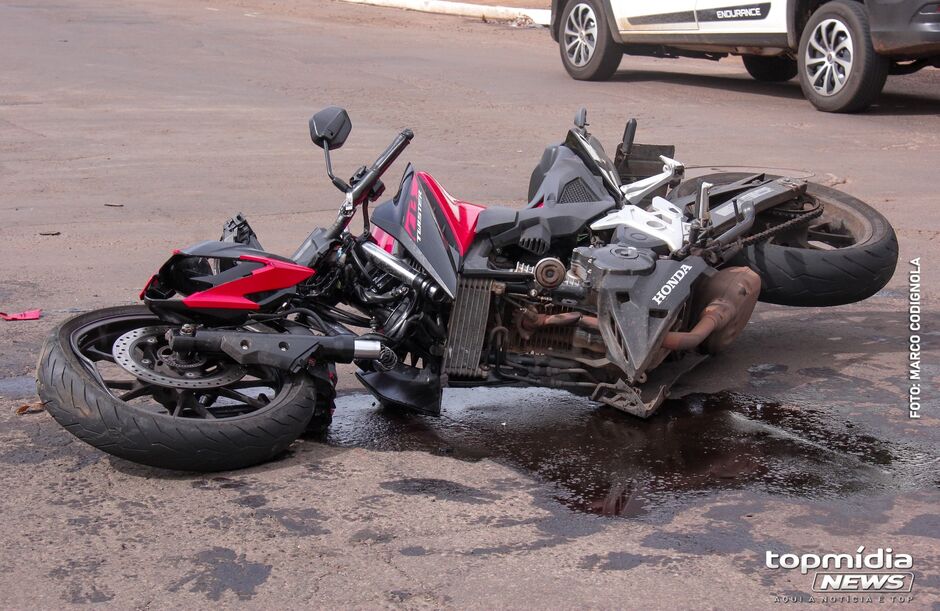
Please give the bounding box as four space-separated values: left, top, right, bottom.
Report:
443 277 493 379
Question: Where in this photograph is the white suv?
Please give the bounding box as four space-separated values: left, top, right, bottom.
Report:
552 0 940 112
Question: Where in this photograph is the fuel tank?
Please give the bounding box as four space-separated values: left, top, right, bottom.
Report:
371 164 484 299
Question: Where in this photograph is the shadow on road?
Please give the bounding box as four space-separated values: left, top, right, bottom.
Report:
608 69 940 116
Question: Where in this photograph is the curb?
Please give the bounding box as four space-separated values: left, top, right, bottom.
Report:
340 0 551 26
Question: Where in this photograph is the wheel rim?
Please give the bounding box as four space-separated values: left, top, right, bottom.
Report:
70 313 291 419
564 3 598 68
765 195 873 251
804 18 854 97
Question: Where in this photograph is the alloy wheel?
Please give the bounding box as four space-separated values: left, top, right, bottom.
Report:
804 18 854 97
71 314 290 419
564 3 598 68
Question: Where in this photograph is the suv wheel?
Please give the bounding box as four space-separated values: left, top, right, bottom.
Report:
797 0 889 112
559 0 621 81
742 55 798 82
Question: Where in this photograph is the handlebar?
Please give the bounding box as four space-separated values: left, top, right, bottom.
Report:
350 128 414 205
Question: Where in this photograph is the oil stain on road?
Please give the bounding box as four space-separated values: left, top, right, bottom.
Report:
327 387 937 519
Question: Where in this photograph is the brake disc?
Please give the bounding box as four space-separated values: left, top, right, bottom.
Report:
112 326 246 389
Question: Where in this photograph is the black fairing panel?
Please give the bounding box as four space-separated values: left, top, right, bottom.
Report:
473 200 615 257
180 240 293 262
371 165 459 298
587 251 712 382
526 146 616 209
474 145 618 257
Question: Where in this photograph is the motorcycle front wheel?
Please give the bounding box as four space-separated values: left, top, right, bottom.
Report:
673 173 898 307
36 305 324 471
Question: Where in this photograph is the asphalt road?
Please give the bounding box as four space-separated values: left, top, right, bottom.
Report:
1 0 938 607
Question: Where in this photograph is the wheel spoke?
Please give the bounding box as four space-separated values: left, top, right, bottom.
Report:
809 63 826 85
119 383 157 401
172 390 193 417
576 7 587 29
103 379 136 390
226 378 278 390
85 346 116 362
830 24 843 51
206 404 255 418
809 37 826 56
218 387 267 409
807 228 855 247
191 401 217 419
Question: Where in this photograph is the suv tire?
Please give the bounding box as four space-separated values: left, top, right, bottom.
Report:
559 0 622 81
797 0 889 113
743 55 798 82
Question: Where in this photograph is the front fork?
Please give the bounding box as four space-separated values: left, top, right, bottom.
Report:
168 329 387 373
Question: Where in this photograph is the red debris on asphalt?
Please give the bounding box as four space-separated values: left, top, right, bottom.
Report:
0 309 42 321
15 402 45 415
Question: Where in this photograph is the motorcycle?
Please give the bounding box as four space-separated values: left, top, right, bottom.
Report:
36 107 899 471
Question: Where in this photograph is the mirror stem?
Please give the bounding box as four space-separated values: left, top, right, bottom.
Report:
323 144 350 192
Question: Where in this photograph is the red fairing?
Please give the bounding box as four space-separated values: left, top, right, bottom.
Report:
372 226 397 254
139 274 159 300
416 172 484 255
182 255 315 310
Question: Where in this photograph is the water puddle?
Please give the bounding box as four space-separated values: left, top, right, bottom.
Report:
328 388 936 518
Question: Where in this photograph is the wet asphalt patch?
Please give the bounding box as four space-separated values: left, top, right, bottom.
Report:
0 375 36 399
328 387 937 519
167 547 271 601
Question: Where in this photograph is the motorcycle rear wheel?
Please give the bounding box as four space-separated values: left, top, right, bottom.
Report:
36 305 324 471
673 173 898 307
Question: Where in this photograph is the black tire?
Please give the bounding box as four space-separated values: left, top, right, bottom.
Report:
673 173 898 307
558 0 622 81
797 0 888 113
305 363 335 436
36 306 326 471
742 55 798 82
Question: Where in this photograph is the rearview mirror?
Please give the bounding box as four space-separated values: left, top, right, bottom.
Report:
309 106 352 150
574 107 588 129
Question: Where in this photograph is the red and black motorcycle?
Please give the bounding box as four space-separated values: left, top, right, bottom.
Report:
37 107 898 471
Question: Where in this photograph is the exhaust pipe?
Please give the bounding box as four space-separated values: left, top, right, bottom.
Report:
661 267 761 354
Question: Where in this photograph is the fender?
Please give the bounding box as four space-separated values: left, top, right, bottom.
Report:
788 0 844 50
551 0 621 43
787 0 801 49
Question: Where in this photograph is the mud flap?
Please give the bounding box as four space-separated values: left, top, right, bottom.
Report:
592 353 708 418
